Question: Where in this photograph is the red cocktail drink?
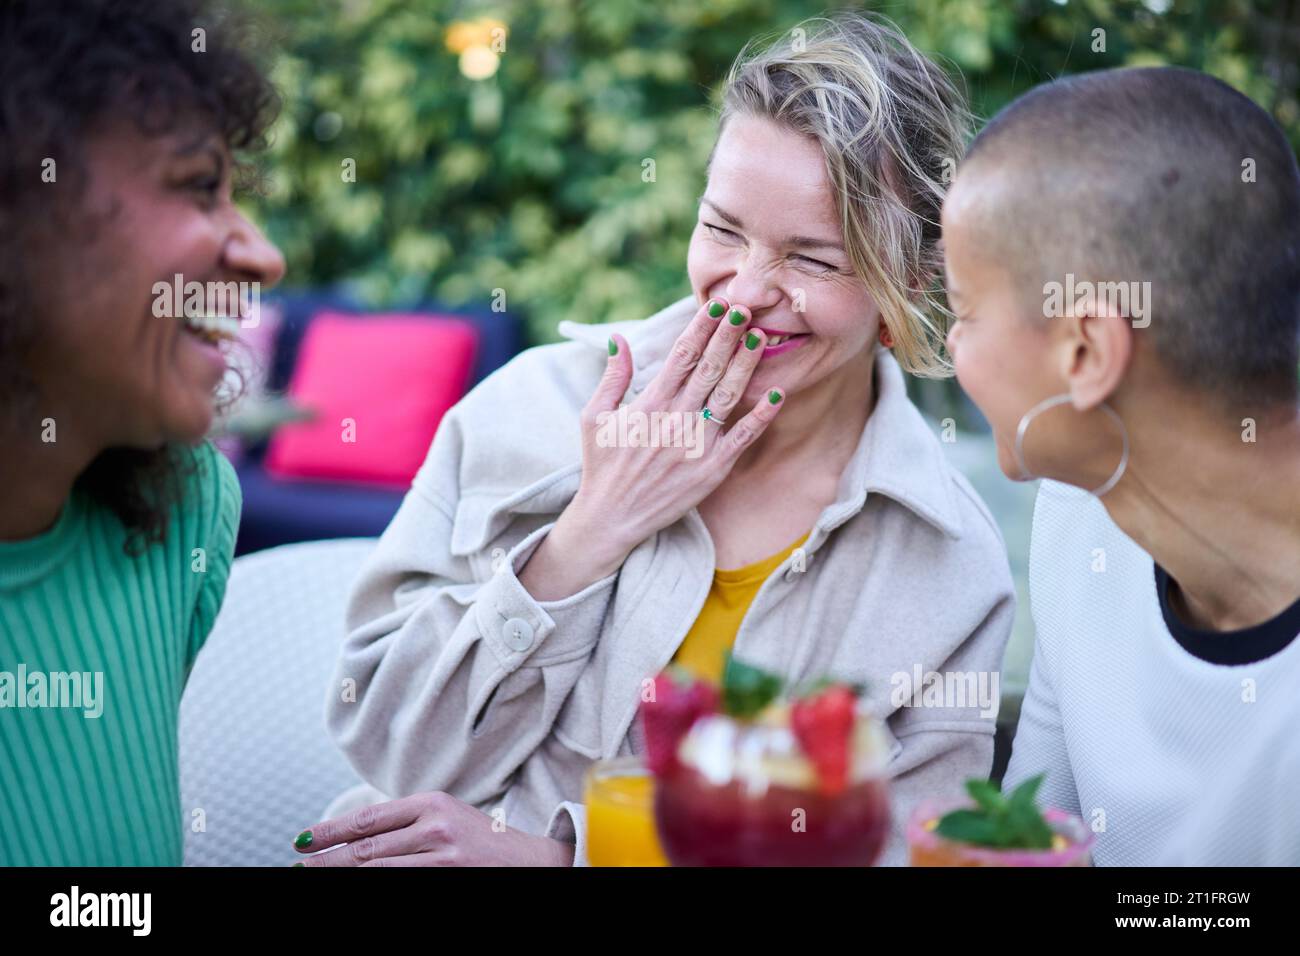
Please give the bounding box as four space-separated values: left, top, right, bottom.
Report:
653 709 891 866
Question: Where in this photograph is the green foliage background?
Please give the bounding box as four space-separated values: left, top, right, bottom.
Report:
251 0 1300 356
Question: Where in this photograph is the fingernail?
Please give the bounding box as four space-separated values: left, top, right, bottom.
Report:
292 862 305 868
294 830 313 849
768 389 783 405
707 300 725 318
728 308 745 326
608 337 618 356
745 331 760 350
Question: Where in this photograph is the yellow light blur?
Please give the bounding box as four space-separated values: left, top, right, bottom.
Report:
445 17 507 54
459 46 500 80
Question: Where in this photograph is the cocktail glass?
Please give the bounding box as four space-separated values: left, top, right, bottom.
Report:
907 797 1095 866
653 708 891 866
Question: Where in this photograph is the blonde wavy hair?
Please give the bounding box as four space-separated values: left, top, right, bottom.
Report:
717 12 972 377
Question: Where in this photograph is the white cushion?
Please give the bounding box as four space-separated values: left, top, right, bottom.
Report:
180 538 373 866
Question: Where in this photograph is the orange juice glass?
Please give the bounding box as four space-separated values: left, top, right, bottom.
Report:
583 757 668 866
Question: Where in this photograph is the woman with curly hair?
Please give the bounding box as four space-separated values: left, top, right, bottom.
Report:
0 0 284 865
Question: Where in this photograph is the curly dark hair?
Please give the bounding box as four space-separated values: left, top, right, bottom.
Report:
0 0 279 552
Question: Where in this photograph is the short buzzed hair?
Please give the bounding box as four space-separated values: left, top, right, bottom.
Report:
961 66 1300 407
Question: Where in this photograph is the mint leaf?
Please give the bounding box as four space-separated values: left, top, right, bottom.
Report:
934 809 1005 847
721 653 783 719
934 774 1056 851
1006 773 1044 810
965 778 1005 816
1005 797 1055 850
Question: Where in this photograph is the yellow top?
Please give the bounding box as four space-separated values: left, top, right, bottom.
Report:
671 530 812 684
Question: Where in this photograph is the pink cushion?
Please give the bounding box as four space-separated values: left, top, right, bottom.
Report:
265 311 478 487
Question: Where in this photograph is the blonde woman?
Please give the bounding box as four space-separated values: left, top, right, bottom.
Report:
301 13 1014 867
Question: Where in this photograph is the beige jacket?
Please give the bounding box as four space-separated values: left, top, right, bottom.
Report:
326 295 1015 865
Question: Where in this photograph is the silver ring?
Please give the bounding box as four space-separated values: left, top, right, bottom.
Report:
700 406 726 426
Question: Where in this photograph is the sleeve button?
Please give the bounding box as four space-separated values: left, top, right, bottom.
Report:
502 617 535 651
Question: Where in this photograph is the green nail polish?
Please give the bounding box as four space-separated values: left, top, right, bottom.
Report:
707 300 725 318
745 331 760 350
728 308 745 326
294 830 313 849
608 337 617 356
293 862 305 868
768 389 783 405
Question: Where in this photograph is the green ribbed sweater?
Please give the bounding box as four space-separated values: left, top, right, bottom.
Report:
0 442 239 866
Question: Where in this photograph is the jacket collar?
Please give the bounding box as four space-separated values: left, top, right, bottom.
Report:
557 295 965 541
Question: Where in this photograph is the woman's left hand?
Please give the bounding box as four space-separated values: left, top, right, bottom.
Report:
291 791 575 867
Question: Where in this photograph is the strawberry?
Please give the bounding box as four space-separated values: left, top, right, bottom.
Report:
791 684 857 796
639 667 719 777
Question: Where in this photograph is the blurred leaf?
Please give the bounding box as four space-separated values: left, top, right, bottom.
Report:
721 653 784 719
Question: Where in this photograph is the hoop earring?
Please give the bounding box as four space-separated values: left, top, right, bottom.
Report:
1013 393 1130 497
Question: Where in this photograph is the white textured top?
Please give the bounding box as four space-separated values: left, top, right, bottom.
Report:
1003 480 1300 866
